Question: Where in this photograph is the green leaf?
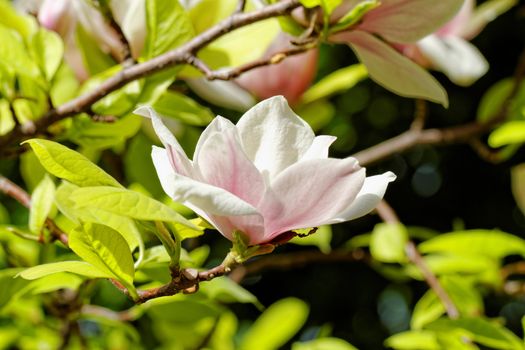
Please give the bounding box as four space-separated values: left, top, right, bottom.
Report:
0 99 15 135
292 338 358 350
427 317 523 350
25 273 83 295
296 100 335 132
75 24 116 76
0 0 37 38
418 229 525 259
511 163 525 216
24 139 122 187
405 254 494 279
290 225 332 253
19 150 46 192
28 174 56 235
124 133 164 198
67 114 142 150
370 223 408 263
69 223 137 297
70 186 197 228
411 290 445 330
18 261 109 280
143 0 194 59
172 219 205 240
0 23 39 78
0 268 31 310
240 298 309 350
301 64 368 104
385 330 440 350
30 28 64 82
56 182 143 255
199 276 262 307
300 0 343 14
477 78 525 122
146 298 221 324
50 63 79 106
488 121 525 147
152 91 214 126
330 0 380 33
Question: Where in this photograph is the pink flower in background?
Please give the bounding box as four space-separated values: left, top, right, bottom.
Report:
136 96 395 245
236 33 319 107
187 33 319 112
330 0 465 106
35 0 145 80
397 0 499 86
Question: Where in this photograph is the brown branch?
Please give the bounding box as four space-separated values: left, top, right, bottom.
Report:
405 241 460 319
0 174 68 246
187 45 312 80
135 256 238 303
235 0 247 13
229 249 369 283
375 200 400 223
354 45 525 167
0 0 301 153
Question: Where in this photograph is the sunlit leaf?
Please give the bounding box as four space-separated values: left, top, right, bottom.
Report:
24 139 122 188
70 186 197 228
69 223 136 297
418 230 525 259
28 174 55 235
18 261 109 280
370 223 408 263
292 338 358 350
240 298 309 350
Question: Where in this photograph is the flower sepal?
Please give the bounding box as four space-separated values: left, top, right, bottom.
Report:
231 231 276 263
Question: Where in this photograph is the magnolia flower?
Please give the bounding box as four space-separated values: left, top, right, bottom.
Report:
34 0 144 80
330 0 465 106
187 33 319 112
397 0 514 86
135 96 395 245
236 33 319 107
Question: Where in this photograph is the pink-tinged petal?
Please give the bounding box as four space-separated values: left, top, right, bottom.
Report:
38 0 71 33
437 0 473 37
301 135 337 161
260 158 365 241
417 35 488 86
135 106 194 177
236 33 319 106
185 79 257 112
193 116 236 164
151 147 259 217
329 171 396 222
195 127 267 209
236 96 316 179
332 30 448 106
358 0 464 43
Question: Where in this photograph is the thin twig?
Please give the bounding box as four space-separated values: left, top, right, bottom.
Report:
405 241 460 319
188 45 313 80
354 45 525 167
0 0 301 153
375 200 400 223
229 249 369 283
235 0 247 13
410 99 427 131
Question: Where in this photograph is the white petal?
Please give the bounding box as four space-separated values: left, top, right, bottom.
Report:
152 147 259 216
418 35 489 86
193 116 235 163
135 105 193 177
330 171 397 222
301 135 337 161
236 96 316 179
185 78 256 112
